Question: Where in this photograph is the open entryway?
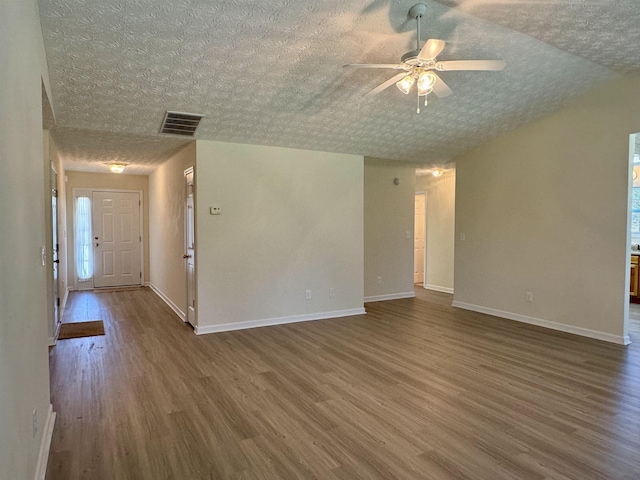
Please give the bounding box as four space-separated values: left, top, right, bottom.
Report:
627 133 640 343
51 163 60 327
414 192 426 285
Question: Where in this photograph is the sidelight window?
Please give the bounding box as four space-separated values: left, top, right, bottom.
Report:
75 196 93 281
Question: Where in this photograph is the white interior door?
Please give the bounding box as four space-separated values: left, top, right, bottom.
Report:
414 193 426 284
51 164 60 325
92 191 142 288
185 169 196 327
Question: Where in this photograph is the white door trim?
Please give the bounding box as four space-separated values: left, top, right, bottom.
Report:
415 191 427 286
72 187 145 289
184 167 196 328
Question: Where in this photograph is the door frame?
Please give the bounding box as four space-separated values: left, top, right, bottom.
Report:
415 192 427 287
72 187 145 290
184 167 197 327
51 162 61 341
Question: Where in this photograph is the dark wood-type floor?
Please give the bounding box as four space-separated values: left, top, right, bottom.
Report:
47 288 640 479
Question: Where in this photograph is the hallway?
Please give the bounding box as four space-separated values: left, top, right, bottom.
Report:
47 288 640 479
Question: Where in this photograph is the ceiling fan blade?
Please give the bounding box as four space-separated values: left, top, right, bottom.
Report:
364 72 407 97
436 60 506 71
343 64 404 69
431 72 453 98
418 39 446 61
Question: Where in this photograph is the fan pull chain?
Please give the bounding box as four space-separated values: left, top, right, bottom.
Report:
416 91 420 114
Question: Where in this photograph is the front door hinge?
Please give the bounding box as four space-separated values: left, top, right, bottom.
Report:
56 297 60 306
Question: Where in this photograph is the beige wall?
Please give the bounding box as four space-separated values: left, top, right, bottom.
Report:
454 73 640 344
65 171 150 287
0 0 54 478
149 142 196 318
364 159 416 300
415 170 456 293
194 140 364 332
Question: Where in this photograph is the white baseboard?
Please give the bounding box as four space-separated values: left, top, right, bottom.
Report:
195 307 366 335
34 404 56 480
364 292 415 303
149 284 186 322
61 287 70 310
48 320 61 347
452 301 631 345
424 284 454 294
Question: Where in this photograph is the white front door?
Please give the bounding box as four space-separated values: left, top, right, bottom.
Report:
185 169 196 327
92 191 142 288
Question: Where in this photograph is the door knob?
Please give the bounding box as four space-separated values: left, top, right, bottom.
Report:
95 243 99 247
183 254 192 259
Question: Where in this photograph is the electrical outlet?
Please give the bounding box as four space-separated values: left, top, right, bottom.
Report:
526 292 533 302
305 290 311 300
460 233 466 241
329 288 335 298
376 276 382 285
32 408 37 437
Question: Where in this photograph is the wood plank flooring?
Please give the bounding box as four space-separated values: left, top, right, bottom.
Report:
47 288 640 479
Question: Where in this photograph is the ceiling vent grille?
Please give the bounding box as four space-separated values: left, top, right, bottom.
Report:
160 111 204 136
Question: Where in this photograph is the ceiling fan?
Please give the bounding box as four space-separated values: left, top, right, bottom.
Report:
344 3 505 113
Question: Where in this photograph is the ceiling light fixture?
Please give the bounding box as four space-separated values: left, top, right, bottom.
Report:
417 71 437 96
432 169 444 177
108 163 127 174
396 75 415 95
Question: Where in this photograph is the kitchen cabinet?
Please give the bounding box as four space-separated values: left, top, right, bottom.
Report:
631 255 640 302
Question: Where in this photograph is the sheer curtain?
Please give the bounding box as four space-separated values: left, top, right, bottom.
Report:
75 196 93 281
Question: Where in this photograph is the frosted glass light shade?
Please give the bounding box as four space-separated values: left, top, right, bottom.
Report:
108 163 126 173
417 71 437 96
396 75 415 95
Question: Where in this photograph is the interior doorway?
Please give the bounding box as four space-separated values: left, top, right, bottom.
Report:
628 133 640 343
185 168 196 327
51 163 60 330
414 192 426 285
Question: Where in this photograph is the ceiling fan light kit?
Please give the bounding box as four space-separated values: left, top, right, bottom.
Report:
344 3 505 113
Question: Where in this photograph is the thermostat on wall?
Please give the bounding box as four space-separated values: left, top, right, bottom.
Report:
210 206 221 215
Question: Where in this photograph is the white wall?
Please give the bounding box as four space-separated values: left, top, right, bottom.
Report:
364 159 416 301
194 140 364 333
454 72 640 344
149 142 196 319
65 171 150 287
415 170 456 293
0 0 54 478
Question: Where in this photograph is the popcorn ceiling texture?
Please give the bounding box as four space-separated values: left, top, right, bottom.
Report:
39 0 627 173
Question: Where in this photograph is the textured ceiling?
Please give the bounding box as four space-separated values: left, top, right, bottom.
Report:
39 0 632 173
436 0 640 72
53 127 191 175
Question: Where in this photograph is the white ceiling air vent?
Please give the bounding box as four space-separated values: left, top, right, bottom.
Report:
160 111 204 136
